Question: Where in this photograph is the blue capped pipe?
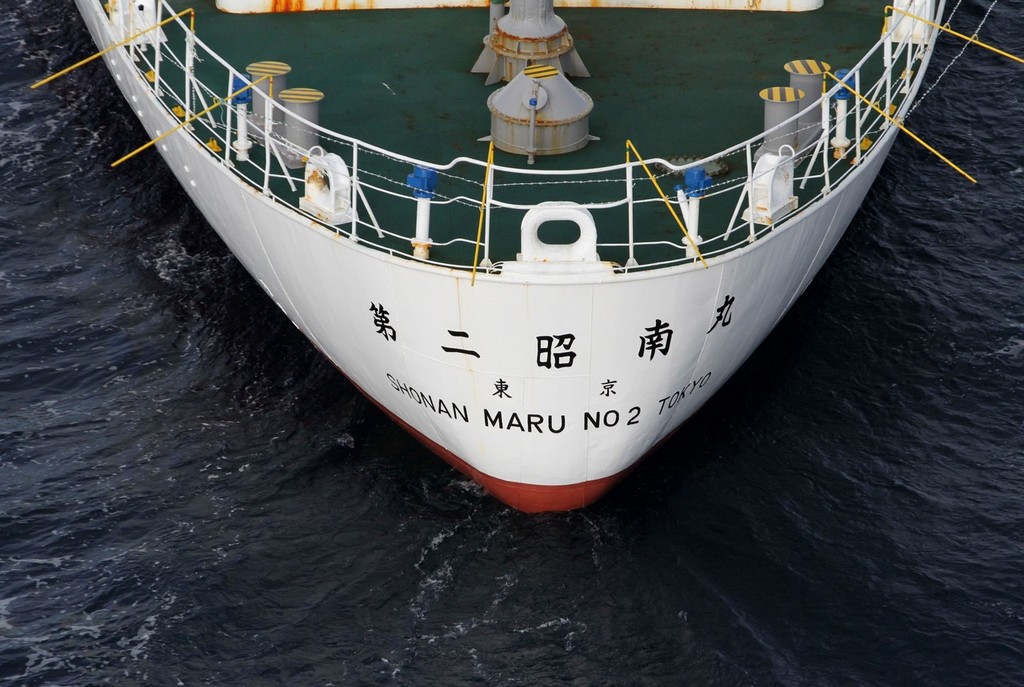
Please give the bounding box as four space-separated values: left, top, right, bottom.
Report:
684 167 711 198
406 166 439 199
231 75 252 105
830 68 856 157
832 68 854 101
407 166 440 259
675 175 706 256
231 75 253 162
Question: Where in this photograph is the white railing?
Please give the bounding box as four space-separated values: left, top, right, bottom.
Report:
116 0 939 273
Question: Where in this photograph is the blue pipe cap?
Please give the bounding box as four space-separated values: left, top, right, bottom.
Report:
832 68 854 101
407 166 439 199
231 75 252 105
684 167 711 198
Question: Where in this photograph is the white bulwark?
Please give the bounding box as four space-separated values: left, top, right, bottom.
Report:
216 0 823 14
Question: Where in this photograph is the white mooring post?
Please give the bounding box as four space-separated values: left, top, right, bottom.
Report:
231 75 252 162
406 166 439 260
678 165 710 260
831 68 853 159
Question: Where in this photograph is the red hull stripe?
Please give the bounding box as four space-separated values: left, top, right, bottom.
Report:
382 403 626 512
338 374 628 512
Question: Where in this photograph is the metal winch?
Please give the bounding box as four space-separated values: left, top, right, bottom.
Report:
487 64 594 163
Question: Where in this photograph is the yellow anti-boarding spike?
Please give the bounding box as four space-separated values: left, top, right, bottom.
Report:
826 71 976 183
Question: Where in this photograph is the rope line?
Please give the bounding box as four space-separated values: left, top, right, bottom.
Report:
908 0 1000 115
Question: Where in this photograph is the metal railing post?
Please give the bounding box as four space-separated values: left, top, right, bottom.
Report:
128 1 135 63
263 86 273 194
821 86 832 194
185 27 195 118
350 143 360 241
481 164 494 268
152 1 161 97
625 149 636 268
903 31 913 94
853 69 862 164
745 141 756 242
223 72 234 163
884 27 893 114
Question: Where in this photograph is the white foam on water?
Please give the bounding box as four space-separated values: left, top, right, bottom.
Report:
0 597 13 630
150 240 193 284
995 338 1024 358
139 233 233 290
70 624 102 639
450 477 485 497
7 555 72 569
513 616 589 652
117 613 159 661
20 646 68 678
409 560 453 622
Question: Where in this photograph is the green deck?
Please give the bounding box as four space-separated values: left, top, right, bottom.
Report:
192 0 884 167
143 0 896 268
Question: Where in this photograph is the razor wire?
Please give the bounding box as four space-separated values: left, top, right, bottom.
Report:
908 0 999 115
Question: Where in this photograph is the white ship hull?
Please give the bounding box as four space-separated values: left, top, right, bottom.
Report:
72 0 938 510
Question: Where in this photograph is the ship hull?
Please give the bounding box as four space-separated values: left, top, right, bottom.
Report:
73 0 929 510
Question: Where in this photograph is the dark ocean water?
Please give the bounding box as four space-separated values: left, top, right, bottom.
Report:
2 1 1022 684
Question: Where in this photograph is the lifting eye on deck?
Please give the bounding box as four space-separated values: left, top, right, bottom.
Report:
518 202 600 264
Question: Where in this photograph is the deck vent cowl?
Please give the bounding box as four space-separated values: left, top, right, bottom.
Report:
279 87 324 168
487 65 594 163
757 86 804 159
471 0 589 85
784 59 831 151
246 60 291 127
